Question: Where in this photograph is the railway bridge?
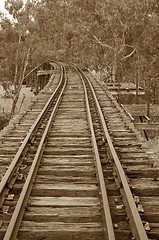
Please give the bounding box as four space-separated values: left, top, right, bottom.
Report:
0 61 159 240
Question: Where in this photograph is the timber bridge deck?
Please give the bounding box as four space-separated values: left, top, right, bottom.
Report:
0 61 159 240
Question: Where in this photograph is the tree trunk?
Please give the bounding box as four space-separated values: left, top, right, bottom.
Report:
112 54 118 82
10 46 31 116
136 62 140 104
10 88 20 116
14 34 22 88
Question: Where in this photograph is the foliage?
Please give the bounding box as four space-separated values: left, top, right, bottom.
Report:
32 0 159 83
0 0 40 115
0 0 159 116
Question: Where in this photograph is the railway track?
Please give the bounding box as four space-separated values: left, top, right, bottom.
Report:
86 70 159 240
0 61 158 239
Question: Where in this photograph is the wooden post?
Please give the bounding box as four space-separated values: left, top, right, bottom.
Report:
43 74 46 87
136 63 139 104
39 75 43 90
30 73 33 91
35 74 38 95
147 77 151 118
116 72 120 103
153 79 156 104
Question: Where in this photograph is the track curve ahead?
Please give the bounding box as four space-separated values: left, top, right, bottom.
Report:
0 62 151 240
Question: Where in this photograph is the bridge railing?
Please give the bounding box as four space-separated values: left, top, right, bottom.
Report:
23 62 54 95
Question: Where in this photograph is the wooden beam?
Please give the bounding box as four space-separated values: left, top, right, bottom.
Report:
135 123 159 130
121 104 134 121
144 115 150 121
37 70 54 76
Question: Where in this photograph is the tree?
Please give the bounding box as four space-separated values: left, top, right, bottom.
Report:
1 0 159 109
0 0 37 115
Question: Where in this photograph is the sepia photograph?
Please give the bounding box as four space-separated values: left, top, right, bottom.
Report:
0 0 159 239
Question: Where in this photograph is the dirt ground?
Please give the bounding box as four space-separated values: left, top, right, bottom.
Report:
0 85 34 130
0 85 34 113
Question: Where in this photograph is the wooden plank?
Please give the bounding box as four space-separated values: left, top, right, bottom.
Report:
119 158 154 166
121 104 134 121
19 221 103 231
17 229 104 240
35 175 97 184
130 178 159 195
126 167 159 177
1 222 104 240
117 147 143 153
139 196 159 222
47 136 90 143
41 157 94 166
38 166 95 176
119 152 147 158
37 70 54 75
14 184 98 197
43 147 92 155
42 155 93 160
23 206 102 221
48 132 90 137
135 123 159 130
28 197 100 207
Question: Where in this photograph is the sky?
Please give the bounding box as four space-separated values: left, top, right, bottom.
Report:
0 0 7 13
0 0 14 29
0 0 35 20
0 0 26 21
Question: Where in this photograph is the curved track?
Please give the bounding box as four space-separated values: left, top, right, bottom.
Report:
0 62 153 240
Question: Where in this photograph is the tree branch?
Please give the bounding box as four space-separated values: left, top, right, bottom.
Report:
92 34 113 50
121 48 136 61
79 19 114 51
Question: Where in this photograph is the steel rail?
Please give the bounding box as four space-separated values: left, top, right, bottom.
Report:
0 63 64 203
75 65 115 240
3 65 67 240
78 67 148 240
